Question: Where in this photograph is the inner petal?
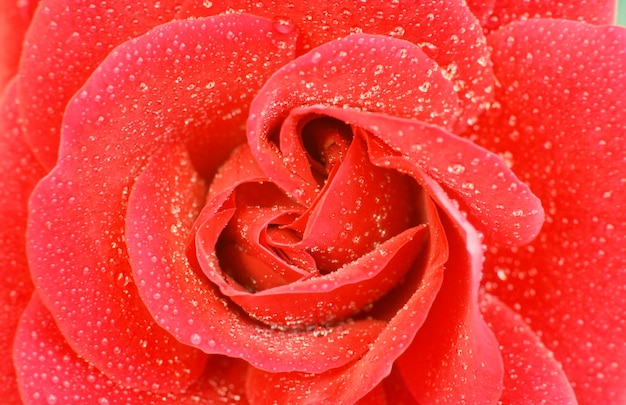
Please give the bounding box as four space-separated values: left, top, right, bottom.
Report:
289 129 421 272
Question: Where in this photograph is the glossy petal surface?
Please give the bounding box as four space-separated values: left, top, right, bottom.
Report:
486 0 617 32
181 0 495 130
27 14 297 392
286 106 544 247
127 143 387 373
0 0 37 91
473 19 626 404
17 0 184 168
248 33 459 203
481 293 577 405
395 195 502 404
14 295 250 404
0 81 45 405
246 192 449 403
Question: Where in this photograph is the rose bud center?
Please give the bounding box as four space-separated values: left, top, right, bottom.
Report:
195 116 430 328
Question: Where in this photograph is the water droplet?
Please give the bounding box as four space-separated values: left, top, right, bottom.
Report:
190 333 202 345
447 163 465 174
273 17 295 34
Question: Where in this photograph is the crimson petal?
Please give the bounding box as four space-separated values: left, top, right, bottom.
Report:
246 193 449 404
248 33 460 203
290 106 544 247
17 0 185 168
14 295 250 404
395 196 502 404
0 0 37 91
480 293 577 404
0 81 45 405
127 144 386 373
181 0 495 130
27 14 297 391
473 19 626 403
485 0 617 33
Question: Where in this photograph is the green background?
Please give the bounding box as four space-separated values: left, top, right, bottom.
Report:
619 0 626 26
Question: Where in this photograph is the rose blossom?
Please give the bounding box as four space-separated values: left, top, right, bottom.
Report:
1 0 625 404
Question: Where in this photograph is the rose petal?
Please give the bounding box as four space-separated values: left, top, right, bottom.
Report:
245 187 449 403
485 0 617 33
294 133 420 270
480 293 577 404
0 0 37 92
0 81 45 405
127 143 386 373
290 106 545 247
182 0 495 129
14 294 250 404
248 33 460 203
466 0 496 25
27 14 297 391
196 170 428 327
394 188 503 404
472 19 626 403
17 0 187 168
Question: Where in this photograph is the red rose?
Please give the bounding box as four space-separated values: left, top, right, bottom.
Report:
1 1 625 404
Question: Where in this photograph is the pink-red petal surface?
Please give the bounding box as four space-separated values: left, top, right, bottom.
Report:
126 143 387 373
395 196 502 404
26 14 297 392
472 19 626 404
485 0 617 33
245 195 449 404
248 33 460 202
0 0 37 92
0 81 45 405
17 0 187 169
181 0 495 129
480 293 577 404
14 295 250 404
290 106 544 247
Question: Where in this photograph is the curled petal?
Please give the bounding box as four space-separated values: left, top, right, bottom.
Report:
248 33 460 202
182 0 495 129
127 144 386 373
246 188 449 403
27 14 297 391
290 106 545 247
480 293 577 404
14 295 250 404
0 81 45 404
474 19 626 403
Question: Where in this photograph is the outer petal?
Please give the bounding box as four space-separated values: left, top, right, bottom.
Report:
0 0 37 92
181 0 495 129
26 14 297 392
16 0 186 168
472 20 626 403
248 33 460 203
14 295 250 405
0 81 45 404
480 293 577 404
485 0 617 33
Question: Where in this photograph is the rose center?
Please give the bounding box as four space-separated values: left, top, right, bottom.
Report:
215 118 422 290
